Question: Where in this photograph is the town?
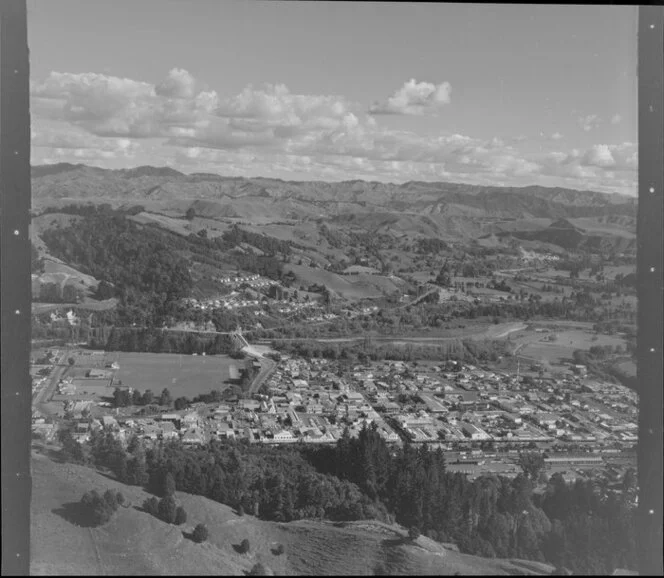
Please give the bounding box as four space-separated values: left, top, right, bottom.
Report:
31 335 638 488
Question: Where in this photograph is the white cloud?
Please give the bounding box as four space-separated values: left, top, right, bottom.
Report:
582 144 616 168
578 114 601 132
30 70 215 139
31 119 140 159
215 83 350 132
155 68 196 99
578 142 637 171
30 68 637 194
369 79 451 115
610 114 622 125
551 132 563 140
538 142 637 194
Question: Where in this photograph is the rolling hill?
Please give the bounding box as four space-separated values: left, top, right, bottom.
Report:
30 164 637 257
32 164 636 221
30 164 637 307
31 450 556 576
497 218 636 253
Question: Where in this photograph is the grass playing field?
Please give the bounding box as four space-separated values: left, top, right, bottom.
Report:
110 352 237 397
518 329 626 365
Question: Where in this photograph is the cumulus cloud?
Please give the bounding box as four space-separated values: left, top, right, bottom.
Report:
30 70 215 139
155 68 196 99
582 144 616 168
215 83 350 131
369 79 451 115
30 68 637 194
31 120 140 159
538 142 637 193
215 84 350 140
30 71 360 157
578 114 601 132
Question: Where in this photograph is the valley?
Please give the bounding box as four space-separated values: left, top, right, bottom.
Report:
28 166 639 576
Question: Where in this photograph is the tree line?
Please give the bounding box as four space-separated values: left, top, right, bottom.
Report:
271 337 508 364
58 423 637 574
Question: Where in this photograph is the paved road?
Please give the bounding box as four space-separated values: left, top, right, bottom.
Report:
248 357 277 395
33 349 70 417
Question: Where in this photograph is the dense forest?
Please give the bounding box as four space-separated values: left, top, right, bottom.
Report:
41 213 193 326
58 424 637 574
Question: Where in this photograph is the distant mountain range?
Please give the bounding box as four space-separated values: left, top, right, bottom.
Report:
31 163 637 252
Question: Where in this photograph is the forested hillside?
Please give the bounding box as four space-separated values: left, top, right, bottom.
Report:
58 424 638 575
37 206 291 328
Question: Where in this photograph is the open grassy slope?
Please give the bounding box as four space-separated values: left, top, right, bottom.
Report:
31 452 555 576
284 264 407 301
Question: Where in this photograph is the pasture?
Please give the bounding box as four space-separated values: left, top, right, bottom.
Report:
31 453 556 577
129 211 194 236
517 328 626 365
31 298 118 315
111 352 237 397
284 263 386 300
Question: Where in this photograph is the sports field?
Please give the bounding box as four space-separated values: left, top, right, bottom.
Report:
518 329 626 365
110 352 237 397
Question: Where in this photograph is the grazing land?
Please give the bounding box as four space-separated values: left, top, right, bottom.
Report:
129 211 194 236
30 452 555 576
284 263 387 300
32 299 118 314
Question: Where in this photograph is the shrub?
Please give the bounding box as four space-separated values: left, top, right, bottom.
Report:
192 523 209 543
408 526 420 541
273 543 285 556
248 563 269 576
174 506 187 525
239 538 250 554
103 489 118 511
374 563 388 576
162 472 176 497
80 489 121 526
158 495 177 524
142 497 159 516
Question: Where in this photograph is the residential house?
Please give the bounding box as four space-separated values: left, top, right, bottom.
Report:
183 412 199 428
182 427 205 445
158 421 179 440
461 423 491 441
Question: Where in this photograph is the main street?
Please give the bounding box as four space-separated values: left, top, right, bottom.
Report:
33 348 70 418
247 356 277 395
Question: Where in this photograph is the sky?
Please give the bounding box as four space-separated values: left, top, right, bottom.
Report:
27 1 638 195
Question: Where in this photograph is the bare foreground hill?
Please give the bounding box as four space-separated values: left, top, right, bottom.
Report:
31 450 555 576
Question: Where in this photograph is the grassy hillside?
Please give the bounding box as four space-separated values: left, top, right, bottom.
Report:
284 264 385 301
31 451 555 576
32 165 636 220
31 165 637 258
